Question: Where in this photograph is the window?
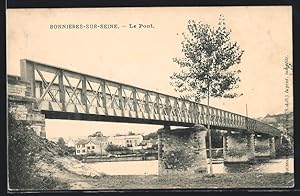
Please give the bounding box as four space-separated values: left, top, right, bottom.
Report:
92 146 95 149
77 150 80 153
77 145 80 148
82 144 85 148
82 150 85 153
87 146 90 150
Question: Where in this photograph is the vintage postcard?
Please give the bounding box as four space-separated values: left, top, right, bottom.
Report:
6 6 294 191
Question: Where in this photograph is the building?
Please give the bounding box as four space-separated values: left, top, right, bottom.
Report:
75 134 144 155
140 139 158 149
107 134 143 147
75 137 109 156
65 137 83 147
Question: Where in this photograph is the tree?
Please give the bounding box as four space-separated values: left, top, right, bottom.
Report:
171 15 244 174
105 144 130 153
88 131 104 137
143 132 158 140
57 137 66 148
128 131 135 135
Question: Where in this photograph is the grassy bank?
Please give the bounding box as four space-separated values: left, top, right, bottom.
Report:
60 173 294 190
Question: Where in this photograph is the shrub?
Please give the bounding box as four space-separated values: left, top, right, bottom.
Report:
276 144 293 157
75 154 87 161
67 146 76 155
8 108 60 190
105 144 130 152
87 151 97 156
163 149 193 170
275 137 294 157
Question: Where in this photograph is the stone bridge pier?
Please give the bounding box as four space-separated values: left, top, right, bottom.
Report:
223 130 277 163
223 130 255 163
157 125 208 175
8 75 46 138
254 133 276 159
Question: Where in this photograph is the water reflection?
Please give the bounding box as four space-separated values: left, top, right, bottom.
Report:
87 158 294 175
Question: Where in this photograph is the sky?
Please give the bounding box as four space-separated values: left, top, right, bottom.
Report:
7 6 293 138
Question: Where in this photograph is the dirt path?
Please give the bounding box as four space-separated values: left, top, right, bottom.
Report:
36 156 105 189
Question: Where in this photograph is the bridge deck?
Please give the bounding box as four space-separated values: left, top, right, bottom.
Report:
14 59 281 136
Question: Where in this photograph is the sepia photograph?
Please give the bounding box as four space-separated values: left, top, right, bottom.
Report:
6 6 294 191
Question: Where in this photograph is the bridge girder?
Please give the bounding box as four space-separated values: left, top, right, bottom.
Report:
17 59 281 137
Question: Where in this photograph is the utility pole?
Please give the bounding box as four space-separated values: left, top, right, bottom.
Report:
207 77 213 175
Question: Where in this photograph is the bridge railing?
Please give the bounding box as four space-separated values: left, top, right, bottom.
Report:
19 59 281 136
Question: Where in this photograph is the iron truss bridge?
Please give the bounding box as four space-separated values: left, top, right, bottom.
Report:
18 59 281 136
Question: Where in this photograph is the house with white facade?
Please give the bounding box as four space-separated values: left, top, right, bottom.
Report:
75 134 144 155
75 137 109 156
140 139 158 149
107 134 143 148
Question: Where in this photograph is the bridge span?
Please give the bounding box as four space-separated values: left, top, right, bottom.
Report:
17 59 279 136
8 59 282 174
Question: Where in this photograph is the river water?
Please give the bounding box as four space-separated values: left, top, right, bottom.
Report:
87 158 294 175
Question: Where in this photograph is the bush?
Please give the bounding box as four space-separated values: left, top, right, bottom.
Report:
67 146 76 155
8 108 60 190
87 151 97 156
276 145 293 157
163 149 193 170
105 144 130 152
75 154 87 161
275 137 294 157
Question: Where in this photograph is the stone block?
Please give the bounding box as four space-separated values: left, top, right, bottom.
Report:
26 113 45 122
7 84 27 96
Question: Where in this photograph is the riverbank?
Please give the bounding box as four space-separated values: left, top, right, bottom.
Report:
55 173 294 190
34 155 295 190
36 156 294 190
83 155 157 163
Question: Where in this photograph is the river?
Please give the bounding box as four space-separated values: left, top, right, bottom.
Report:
86 158 294 175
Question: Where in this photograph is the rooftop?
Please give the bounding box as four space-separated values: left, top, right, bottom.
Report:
76 137 108 145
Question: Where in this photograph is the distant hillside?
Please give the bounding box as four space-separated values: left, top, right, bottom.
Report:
256 112 294 137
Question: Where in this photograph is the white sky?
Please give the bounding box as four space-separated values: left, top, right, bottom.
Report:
7 6 293 138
